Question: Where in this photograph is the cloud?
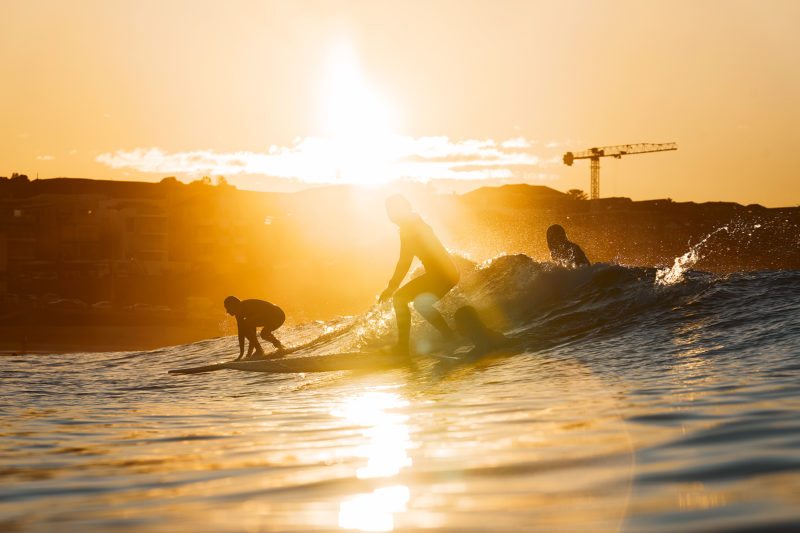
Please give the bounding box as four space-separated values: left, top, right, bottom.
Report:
96 135 563 185
501 137 532 149
37 155 54 161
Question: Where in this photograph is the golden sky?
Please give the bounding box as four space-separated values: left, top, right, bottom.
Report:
2 0 799 206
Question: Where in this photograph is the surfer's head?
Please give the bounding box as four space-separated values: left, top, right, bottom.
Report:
223 296 241 315
546 224 568 249
385 194 413 225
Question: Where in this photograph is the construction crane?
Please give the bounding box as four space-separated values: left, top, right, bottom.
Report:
563 142 677 200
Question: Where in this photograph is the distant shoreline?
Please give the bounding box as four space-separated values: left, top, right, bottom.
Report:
0 324 227 354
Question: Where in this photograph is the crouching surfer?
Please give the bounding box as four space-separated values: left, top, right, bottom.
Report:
546 224 590 268
378 194 460 357
223 296 286 360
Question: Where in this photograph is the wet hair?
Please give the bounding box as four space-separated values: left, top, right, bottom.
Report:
546 224 567 248
385 194 413 223
223 295 240 311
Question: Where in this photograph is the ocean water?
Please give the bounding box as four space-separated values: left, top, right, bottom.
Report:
2 255 800 532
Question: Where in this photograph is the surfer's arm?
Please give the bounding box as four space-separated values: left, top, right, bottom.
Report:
380 240 413 301
574 245 590 267
235 316 246 360
564 242 589 268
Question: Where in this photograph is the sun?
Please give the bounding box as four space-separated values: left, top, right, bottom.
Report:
323 43 396 185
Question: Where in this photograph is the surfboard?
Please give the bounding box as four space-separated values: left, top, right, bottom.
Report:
167 334 351 375
169 350 410 375
167 362 232 374
429 337 523 373
169 306 519 376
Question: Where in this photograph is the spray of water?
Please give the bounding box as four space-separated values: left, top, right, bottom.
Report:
655 226 729 286
353 304 395 349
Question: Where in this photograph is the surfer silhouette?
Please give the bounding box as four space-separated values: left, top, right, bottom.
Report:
223 296 286 360
379 194 459 357
546 224 590 268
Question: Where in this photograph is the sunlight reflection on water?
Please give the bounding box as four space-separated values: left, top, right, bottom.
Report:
3 268 800 533
339 485 410 532
331 390 411 531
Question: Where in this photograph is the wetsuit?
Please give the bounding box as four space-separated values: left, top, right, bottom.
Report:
235 299 285 352
385 215 459 352
550 240 590 268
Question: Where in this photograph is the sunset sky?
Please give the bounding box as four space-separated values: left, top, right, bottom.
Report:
2 0 799 206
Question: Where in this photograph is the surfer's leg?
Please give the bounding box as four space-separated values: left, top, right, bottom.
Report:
254 308 285 351
241 320 265 357
261 330 284 350
414 292 455 340
413 274 456 339
391 288 413 356
396 275 455 343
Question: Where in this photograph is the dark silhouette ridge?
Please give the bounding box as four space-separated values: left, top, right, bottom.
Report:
460 183 570 209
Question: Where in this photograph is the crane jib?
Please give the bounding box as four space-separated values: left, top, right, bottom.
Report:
561 142 678 199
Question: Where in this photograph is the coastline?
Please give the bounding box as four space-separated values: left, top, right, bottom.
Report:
0 324 226 354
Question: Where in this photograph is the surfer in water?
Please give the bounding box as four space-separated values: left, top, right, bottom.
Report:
379 194 459 357
223 296 286 360
546 224 590 268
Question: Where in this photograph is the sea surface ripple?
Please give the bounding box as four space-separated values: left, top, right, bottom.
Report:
2 260 799 532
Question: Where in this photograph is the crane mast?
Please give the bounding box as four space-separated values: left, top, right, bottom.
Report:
563 142 677 200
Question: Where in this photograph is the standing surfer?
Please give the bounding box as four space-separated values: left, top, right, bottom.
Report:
223 296 286 360
378 194 459 357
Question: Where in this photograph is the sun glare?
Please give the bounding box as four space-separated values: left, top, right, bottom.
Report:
324 43 396 185
333 391 412 531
